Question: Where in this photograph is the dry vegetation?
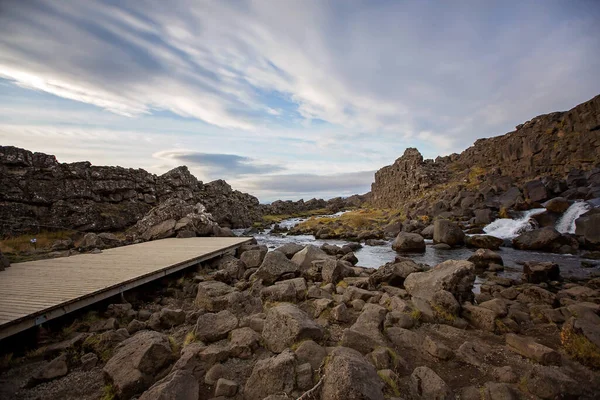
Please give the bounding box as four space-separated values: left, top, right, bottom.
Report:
0 230 73 254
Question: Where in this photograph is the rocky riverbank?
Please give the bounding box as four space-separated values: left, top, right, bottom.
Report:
1 241 600 399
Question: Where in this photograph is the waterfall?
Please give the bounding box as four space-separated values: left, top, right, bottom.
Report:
483 208 546 239
556 201 591 234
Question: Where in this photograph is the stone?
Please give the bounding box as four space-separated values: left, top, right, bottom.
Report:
321 259 352 284
294 339 326 370
403 260 475 303
422 336 453 360
127 319 147 335
561 315 600 368
138 370 199 400
493 366 518 383
506 333 560 365
240 249 264 268
89 317 118 332
433 219 465 246
340 304 387 354
524 365 580 399
409 366 452 400
244 350 296 400
457 341 492 367
229 327 261 359
205 363 227 385
331 303 352 323
158 308 185 327
215 378 238 397
512 227 562 251
392 232 426 253
81 352 98 371
195 281 234 312
575 209 600 245
544 197 570 213
291 245 330 274
468 248 503 269
274 243 304 258
32 354 68 382
262 303 324 353
369 260 421 287
260 282 297 303
321 346 385 400
482 382 518 400
103 331 176 399
462 303 498 332
421 224 435 239
479 298 508 317
523 261 560 283
465 235 504 250
253 251 300 284
525 179 549 202
81 232 105 249
341 252 359 265
194 310 238 342
474 209 493 225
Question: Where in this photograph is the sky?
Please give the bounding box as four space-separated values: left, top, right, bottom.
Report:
1 1 599 203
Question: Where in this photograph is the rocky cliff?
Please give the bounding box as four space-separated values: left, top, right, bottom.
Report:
0 146 262 234
371 94 600 211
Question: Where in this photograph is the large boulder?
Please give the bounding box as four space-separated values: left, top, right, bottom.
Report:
244 350 296 400
369 260 421 287
544 197 570 213
467 248 503 269
513 227 573 252
129 198 219 241
404 260 475 303
262 303 324 353
409 366 452 400
392 232 426 253
465 235 504 250
195 281 234 312
138 370 199 400
575 208 600 245
523 261 560 283
253 251 300 284
103 331 176 399
274 243 304 258
433 219 465 246
525 179 549 203
340 304 387 354
321 346 384 400
291 245 330 273
194 310 238 342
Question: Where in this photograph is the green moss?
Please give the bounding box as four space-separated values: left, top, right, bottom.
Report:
561 324 600 369
431 304 456 322
168 336 181 356
377 370 400 396
183 332 196 346
101 384 117 400
409 309 422 322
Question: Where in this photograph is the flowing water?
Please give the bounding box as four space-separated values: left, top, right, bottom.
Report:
556 201 591 234
482 208 545 239
237 210 599 280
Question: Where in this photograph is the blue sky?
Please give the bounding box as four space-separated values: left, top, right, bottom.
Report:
1 1 599 202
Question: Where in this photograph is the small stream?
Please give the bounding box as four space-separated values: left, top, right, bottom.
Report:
236 207 599 281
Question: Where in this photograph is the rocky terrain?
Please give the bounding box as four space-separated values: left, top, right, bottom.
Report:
370 94 600 216
2 240 600 399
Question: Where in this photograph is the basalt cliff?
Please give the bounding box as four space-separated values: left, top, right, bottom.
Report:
370 94 600 216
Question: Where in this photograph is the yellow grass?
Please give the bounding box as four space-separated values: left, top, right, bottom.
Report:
0 230 73 253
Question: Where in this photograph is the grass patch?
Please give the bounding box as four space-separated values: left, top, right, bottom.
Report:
409 309 422 322
561 323 600 369
168 336 181 355
0 230 73 253
377 370 400 397
101 384 117 400
183 331 197 346
431 304 456 322
262 208 331 224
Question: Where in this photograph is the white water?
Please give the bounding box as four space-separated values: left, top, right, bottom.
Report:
556 201 591 234
483 208 545 239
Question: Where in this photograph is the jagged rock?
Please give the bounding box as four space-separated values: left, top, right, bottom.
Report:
409 366 452 400
369 260 421 287
244 350 296 400
512 227 567 252
474 209 493 225
195 281 234 312
433 219 465 246
81 232 105 250
404 260 475 303
291 245 330 273
457 341 492 367
138 370 199 400
392 232 426 252
157 308 185 328
215 378 238 397
260 281 297 302
321 346 384 400
331 303 352 323
0 249 10 270
575 208 600 245
467 248 503 269
194 310 238 342
240 249 264 268
505 333 560 365
127 319 147 335
465 235 504 250
253 251 300 284
228 327 261 359
321 259 353 284
103 331 176 399
32 354 68 383
296 362 313 391
523 261 560 283
81 353 98 371
462 303 498 332
340 304 387 354
129 198 219 241
524 365 581 399
295 340 326 371
262 303 324 353
561 315 600 368
274 243 304 258
423 336 453 360
525 179 549 202
89 317 118 332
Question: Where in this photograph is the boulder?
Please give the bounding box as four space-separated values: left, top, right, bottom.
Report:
240 249 264 268
194 310 238 342
215 378 238 397
506 333 560 365
544 197 570 213
340 304 387 354
274 243 304 258
561 315 600 369
523 365 581 399
321 259 353 284
433 219 465 246
195 280 234 312
523 261 560 283
32 354 68 383
262 303 324 353
228 327 261 359
0 250 10 270
321 346 384 400
474 209 493 225
295 340 326 371
392 232 426 253
244 350 296 400
512 227 561 251
138 370 199 400
260 282 297 303
81 353 99 371
465 235 504 250
421 224 435 239
291 245 330 273
369 260 421 287
81 232 105 250
462 303 498 332
404 260 475 303
409 366 452 400
253 251 300 284
525 179 549 202
157 308 185 328
467 248 503 269
575 209 600 245
103 331 176 399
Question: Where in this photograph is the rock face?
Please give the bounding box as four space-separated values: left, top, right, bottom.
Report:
0 146 262 234
370 94 600 211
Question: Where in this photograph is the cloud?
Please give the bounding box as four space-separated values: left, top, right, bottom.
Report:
153 150 284 181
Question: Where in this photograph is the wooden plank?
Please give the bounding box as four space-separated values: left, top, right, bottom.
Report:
0 237 251 339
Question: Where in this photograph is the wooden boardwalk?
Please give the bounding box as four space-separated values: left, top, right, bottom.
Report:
0 236 252 340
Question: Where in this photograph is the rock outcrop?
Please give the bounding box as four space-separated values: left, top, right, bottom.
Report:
0 146 262 234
